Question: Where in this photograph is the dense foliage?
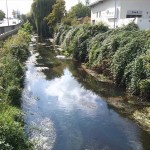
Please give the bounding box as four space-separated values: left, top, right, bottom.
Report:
28 1 90 36
68 2 90 18
0 22 32 149
55 23 150 100
62 2 91 26
55 24 109 61
46 0 65 31
29 0 56 37
0 10 5 20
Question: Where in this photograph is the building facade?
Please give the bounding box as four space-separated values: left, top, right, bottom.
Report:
90 0 150 29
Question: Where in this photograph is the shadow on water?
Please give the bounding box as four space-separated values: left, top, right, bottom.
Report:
22 36 150 150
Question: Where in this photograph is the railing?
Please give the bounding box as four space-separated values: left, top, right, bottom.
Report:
0 21 24 40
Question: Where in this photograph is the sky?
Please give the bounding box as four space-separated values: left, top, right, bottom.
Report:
0 0 92 18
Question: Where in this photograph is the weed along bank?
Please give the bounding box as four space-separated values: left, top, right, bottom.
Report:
90 0 150 29
0 22 33 149
54 22 150 134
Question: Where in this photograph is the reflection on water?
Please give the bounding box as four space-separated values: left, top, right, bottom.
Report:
22 37 150 150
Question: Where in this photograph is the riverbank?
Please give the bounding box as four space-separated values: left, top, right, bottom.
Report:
54 23 150 134
81 63 150 133
0 22 33 149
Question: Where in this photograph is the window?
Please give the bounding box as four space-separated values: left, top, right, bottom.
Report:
126 15 142 18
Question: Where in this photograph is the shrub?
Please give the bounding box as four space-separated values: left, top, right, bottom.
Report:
55 22 150 100
6 86 22 106
0 22 32 149
0 104 31 149
55 23 109 62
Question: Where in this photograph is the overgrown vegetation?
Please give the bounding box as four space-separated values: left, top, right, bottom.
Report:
55 22 150 100
28 0 90 37
0 21 33 149
62 2 91 26
45 0 65 32
28 0 56 37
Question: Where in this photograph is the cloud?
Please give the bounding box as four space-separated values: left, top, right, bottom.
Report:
45 69 99 117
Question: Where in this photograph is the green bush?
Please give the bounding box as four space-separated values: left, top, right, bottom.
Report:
55 22 150 100
55 23 109 62
139 79 150 98
0 104 31 149
1 57 24 90
0 22 33 149
6 86 22 106
19 21 33 34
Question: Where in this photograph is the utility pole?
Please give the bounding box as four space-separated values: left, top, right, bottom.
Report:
114 0 117 28
6 0 9 26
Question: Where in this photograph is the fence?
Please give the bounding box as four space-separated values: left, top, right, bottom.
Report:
0 21 24 40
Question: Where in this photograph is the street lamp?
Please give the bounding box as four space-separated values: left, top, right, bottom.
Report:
6 0 9 26
114 0 117 28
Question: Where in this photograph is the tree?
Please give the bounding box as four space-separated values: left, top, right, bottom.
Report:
26 12 36 31
12 10 16 18
20 14 27 22
16 10 21 19
46 0 65 31
12 10 20 19
69 2 90 18
62 2 91 25
0 10 5 20
31 0 56 37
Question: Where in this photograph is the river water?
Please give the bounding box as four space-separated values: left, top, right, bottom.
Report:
22 36 150 150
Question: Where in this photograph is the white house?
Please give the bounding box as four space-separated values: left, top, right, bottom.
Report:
90 0 150 30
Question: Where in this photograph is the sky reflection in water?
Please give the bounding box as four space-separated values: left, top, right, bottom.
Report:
22 41 150 150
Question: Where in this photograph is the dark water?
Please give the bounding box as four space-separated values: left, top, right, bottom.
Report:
22 36 150 150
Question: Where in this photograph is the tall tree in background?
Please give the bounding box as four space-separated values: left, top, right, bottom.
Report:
0 10 5 20
30 0 56 37
27 11 36 31
12 10 16 18
46 0 65 33
12 10 20 19
69 2 90 18
62 2 91 25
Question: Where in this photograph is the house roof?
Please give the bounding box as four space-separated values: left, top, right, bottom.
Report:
89 0 104 7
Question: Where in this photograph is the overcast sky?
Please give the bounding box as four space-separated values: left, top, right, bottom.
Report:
0 0 93 17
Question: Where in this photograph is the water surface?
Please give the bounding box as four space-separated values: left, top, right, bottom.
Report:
22 37 150 150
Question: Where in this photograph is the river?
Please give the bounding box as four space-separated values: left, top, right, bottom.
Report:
22 36 150 150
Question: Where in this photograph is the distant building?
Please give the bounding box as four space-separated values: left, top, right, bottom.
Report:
0 19 21 35
0 18 21 27
89 0 150 30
